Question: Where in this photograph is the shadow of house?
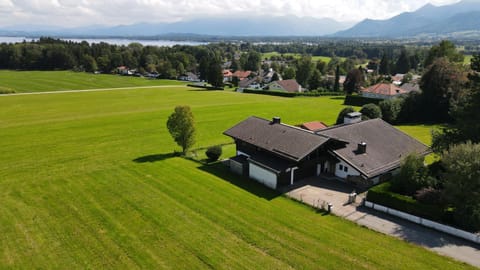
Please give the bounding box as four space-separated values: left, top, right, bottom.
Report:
133 153 177 163
197 162 281 201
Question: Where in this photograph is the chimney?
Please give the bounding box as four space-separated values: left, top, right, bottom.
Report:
344 112 362 124
357 142 367 154
272 116 281 124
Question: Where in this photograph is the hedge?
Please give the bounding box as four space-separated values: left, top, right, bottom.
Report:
187 84 224 90
242 88 344 98
344 95 382 106
366 182 452 223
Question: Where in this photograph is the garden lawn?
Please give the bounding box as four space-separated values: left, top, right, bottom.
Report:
0 86 467 269
0 70 186 93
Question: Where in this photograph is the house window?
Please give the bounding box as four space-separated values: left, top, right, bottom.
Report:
339 164 343 170
344 166 348 172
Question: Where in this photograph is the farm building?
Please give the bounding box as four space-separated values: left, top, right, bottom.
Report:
224 113 430 189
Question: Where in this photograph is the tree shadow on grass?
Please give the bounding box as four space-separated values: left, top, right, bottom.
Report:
133 152 177 163
197 161 281 201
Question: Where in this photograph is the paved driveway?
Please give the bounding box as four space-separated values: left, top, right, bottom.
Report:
282 178 480 268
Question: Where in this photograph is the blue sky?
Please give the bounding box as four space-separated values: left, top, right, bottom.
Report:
0 0 460 27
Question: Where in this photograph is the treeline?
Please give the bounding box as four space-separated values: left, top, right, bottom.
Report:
0 37 431 74
0 37 230 77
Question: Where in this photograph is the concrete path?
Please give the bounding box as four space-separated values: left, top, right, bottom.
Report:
0 85 186 97
282 178 480 268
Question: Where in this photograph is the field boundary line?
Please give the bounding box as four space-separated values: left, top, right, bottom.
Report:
0 85 186 96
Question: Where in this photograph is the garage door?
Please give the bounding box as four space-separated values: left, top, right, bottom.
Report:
249 162 277 189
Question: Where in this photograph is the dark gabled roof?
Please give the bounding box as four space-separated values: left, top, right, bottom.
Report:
223 116 330 162
317 118 431 178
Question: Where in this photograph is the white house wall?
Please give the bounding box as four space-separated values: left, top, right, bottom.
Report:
334 159 361 179
249 162 277 189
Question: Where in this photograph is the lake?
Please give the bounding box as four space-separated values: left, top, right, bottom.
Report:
0 36 207 46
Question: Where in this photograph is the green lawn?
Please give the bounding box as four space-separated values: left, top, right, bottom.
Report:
0 70 186 93
262 52 346 63
464 55 473 65
0 83 471 269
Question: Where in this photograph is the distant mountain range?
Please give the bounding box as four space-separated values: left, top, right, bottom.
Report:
0 16 353 37
2 1 480 39
333 0 480 38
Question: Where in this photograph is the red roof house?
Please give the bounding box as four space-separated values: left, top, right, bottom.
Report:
361 83 408 100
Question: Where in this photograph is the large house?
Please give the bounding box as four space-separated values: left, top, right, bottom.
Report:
224 114 430 189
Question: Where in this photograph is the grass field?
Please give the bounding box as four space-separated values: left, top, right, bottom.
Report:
262 52 346 63
0 70 186 93
0 78 472 268
464 55 473 65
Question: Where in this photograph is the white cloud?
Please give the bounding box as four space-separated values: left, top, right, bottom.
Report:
0 0 461 27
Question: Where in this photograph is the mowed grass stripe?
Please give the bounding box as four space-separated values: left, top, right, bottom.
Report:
0 83 474 269
72 167 292 269
134 160 464 269
133 162 358 269
0 70 186 93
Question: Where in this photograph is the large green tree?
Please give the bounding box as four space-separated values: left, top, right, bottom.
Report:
424 40 464 67
442 142 480 231
379 98 403 124
379 53 390 75
167 106 196 155
295 56 314 87
207 59 223 87
394 49 410 74
360 103 382 120
390 154 431 196
451 54 480 143
343 68 364 94
244 51 261 71
308 69 322 90
282 66 296 80
420 57 467 122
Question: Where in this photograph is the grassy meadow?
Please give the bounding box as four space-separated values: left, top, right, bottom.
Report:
464 55 473 65
0 73 472 269
0 70 186 93
261 52 346 63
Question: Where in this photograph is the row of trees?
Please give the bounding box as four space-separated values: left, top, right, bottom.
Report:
341 41 470 124
0 38 248 85
381 45 480 230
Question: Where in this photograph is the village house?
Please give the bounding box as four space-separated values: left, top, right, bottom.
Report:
361 83 409 100
267 79 302 93
178 72 200 82
232 70 252 81
224 113 430 189
392 73 405 85
238 77 262 90
400 82 421 93
116 66 134 75
223 69 233 82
